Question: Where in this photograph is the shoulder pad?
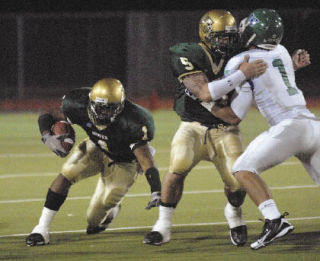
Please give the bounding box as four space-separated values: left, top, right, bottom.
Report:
169 42 200 57
63 87 91 101
224 54 246 76
125 101 155 141
61 87 90 122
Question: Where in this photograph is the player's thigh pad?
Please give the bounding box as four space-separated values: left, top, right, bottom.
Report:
209 126 244 191
87 161 138 222
233 119 305 174
61 138 105 183
169 122 206 174
296 118 320 185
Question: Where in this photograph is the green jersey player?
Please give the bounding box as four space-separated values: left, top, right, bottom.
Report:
144 9 267 247
26 78 161 246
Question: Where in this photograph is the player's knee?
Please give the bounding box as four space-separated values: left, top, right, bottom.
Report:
102 187 126 207
226 189 246 207
169 154 193 174
61 163 78 183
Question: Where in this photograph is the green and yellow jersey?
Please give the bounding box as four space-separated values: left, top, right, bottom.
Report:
170 42 234 127
61 87 155 162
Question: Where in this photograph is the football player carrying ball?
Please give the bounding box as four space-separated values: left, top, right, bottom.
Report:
26 78 161 246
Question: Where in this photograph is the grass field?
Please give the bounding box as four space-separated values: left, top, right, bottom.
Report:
1 109 320 260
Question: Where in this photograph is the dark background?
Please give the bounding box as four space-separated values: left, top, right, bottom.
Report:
0 0 319 104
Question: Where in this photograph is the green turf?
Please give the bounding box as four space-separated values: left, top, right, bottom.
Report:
1 109 320 260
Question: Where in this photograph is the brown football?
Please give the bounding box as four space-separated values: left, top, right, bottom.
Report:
51 121 76 153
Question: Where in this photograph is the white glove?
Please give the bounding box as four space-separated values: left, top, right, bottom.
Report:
145 191 161 210
41 133 68 158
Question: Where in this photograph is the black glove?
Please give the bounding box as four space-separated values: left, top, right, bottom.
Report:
41 133 68 157
145 191 161 210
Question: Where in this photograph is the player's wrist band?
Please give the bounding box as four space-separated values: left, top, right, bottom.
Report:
145 167 161 193
208 70 246 100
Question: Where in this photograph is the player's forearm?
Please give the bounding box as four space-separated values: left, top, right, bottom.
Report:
182 72 212 102
182 70 247 103
208 70 246 101
145 167 161 193
38 113 56 134
38 110 65 135
211 106 241 125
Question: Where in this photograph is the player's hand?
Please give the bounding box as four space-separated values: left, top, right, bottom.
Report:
239 55 268 79
145 191 161 210
41 133 68 157
292 49 311 70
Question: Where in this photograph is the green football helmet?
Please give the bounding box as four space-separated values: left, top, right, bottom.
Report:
239 9 283 50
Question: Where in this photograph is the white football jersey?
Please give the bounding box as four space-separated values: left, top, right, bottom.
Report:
226 44 315 125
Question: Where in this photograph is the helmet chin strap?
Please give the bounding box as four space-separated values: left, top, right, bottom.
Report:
246 33 256 48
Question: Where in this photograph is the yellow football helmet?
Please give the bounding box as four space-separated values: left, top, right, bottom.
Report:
88 78 125 126
199 10 238 55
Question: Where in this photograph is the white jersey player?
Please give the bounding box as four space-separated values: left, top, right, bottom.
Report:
205 9 314 250
226 44 320 186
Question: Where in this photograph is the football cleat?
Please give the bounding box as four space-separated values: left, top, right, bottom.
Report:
230 225 247 246
143 220 171 246
224 203 247 246
26 225 50 247
87 204 121 235
86 225 107 235
250 212 294 250
143 231 164 246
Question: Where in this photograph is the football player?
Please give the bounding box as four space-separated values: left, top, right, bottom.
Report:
143 9 267 246
26 78 162 246
205 9 313 250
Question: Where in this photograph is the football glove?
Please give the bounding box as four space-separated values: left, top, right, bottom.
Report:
145 191 161 210
41 133 68 157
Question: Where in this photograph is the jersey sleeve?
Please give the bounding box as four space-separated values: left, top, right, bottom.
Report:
231 83 253 120
169 43 204 81
128 104 155 151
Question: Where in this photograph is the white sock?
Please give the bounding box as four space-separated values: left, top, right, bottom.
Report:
159 206 174 221
258 199 281 220
37 207 58 228
224 202 245 228
152 206 174 232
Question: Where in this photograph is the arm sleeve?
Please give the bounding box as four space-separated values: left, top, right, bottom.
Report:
208 55 246 101
208 70 246 100
230 83 253 120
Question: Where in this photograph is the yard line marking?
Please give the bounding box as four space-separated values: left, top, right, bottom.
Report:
0 216 319 239
0 173 57 179
0 150 170 158
0 184 317 204
0 153 54 158
0 161 301 179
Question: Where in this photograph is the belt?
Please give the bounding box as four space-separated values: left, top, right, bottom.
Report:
204 123 227 144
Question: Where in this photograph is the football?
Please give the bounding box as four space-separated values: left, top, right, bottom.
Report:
51 121 76 153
